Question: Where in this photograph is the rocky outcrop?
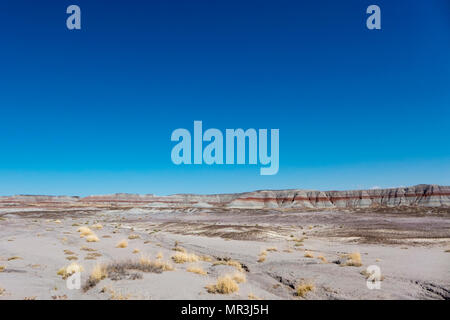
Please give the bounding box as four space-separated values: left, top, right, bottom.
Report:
0 184 449 210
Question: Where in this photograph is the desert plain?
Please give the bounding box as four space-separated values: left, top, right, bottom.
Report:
0 185 449 300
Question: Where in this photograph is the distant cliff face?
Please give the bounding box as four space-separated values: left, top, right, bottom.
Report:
0 185 449 210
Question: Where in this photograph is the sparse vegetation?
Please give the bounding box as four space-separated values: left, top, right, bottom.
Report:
212 259 244 272
172 246 186 253
0 265 5 272
80 246 96 252
66 256 78 261
116 239 128 248
7 256 22 261
91 223 103 230
83 257 173 291
342 252 362 267
86 234 100 242
257 250 267 263
172 252 199 264
248 293 263 300
206 275 239 294
156 252 163 259
266 247 277 252
200 255 213 262
132 249 140 254
187 265 207 275
317 255 327 263
128 234 140 240
304 251 314 258
295 281 315 298
77 227 94 238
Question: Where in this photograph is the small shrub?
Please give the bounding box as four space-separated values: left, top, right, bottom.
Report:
343 252 362 267
66 256 78 261
295 282 315 297
7 256 22 261
172 252 199 264
77 227 94 238
206 275 239 294
187 265 207 275
116 239 128 248
212 259 244 272
80 246 96 252
248 293 263 300
86 234 100 242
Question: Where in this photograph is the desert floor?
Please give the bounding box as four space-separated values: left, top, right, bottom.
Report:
1 206 449 300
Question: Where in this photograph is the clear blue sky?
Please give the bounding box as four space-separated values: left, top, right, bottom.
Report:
0 0 449 196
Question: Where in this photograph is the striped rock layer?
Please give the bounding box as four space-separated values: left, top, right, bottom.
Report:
0 185 449 210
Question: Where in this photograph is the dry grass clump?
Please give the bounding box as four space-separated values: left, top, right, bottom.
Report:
77 226 94 238
91 223 103 230
85 252 102 260
342 252 362 267
57 262 84 279
156 252 163 259
187 265 207 275
132 249 140 254
128 234 140 240
80 246 96 252
317 255 327 263
172 252 199 264
172 246 186 253
83 264 108 290
295 281 315 298
66 256 78 261
200 255 213 262
212 259 244 272
0 287 5 296
86 234 100 242
257 250 267 263
54 220 62 224
304 251 314 258
63 250 75 255
266 247 277 252
7 256 22 261
0 265 5 272
116 239 128 248
248 293 263 300
83 257 174 291
139 255 174 271
206 275 239 294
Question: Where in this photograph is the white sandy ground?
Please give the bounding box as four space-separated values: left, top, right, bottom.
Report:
0 209 449 300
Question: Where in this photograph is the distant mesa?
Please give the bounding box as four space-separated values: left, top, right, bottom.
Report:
1 185 449 210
